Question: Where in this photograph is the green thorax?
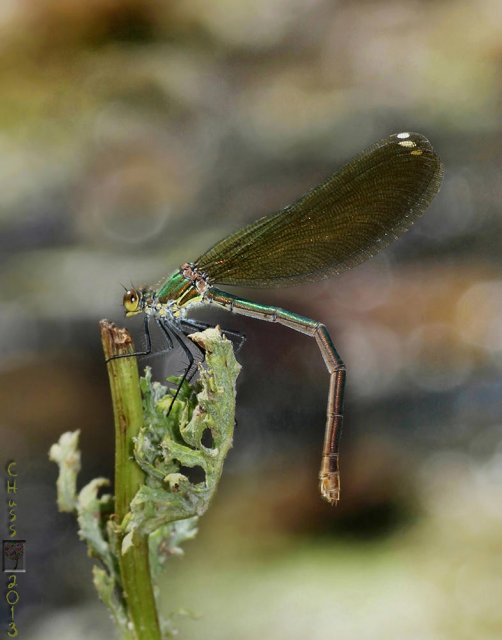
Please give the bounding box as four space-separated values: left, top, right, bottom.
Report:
155 269 202 309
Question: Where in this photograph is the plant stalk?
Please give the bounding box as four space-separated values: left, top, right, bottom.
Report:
100 320 161 640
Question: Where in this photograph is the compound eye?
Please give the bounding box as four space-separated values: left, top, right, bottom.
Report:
123 289 140 313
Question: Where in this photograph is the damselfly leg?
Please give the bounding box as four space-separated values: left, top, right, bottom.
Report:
180 317 246 353
105 315 154 363
158 319 205 413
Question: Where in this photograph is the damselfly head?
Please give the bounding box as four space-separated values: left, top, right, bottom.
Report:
123 287 143 316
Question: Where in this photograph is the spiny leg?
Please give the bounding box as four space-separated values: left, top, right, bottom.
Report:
155 317 173 350
180 328 205 385
158 320 203 412
180 317 247 353
106 315 153 363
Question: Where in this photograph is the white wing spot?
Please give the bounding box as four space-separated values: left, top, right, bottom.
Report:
397 132 410 139
398 140 416 148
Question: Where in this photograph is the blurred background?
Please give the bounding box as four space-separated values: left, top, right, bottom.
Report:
0 0 501 638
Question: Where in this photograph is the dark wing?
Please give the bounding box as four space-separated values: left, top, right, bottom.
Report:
195 132 443 287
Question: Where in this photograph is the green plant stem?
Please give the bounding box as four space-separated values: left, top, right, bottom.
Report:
100 320 161 640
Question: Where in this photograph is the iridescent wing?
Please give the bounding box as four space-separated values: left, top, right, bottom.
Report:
194 132 443 287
